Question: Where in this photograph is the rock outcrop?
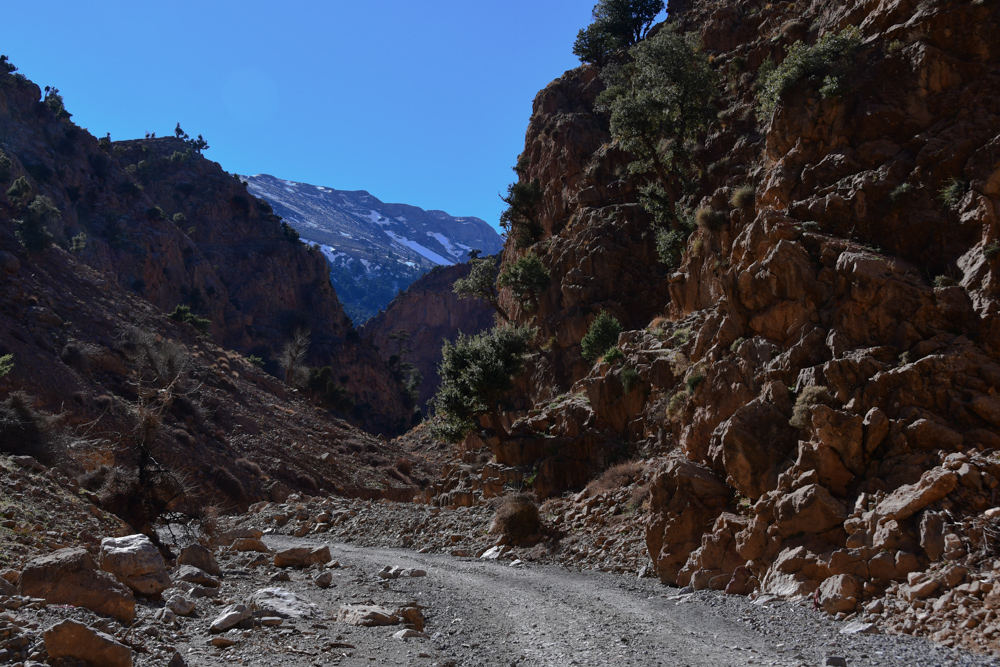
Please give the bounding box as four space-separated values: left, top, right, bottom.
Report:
0 71 409 435
361 262 497 409
467 0 1000 650
20 548 135 623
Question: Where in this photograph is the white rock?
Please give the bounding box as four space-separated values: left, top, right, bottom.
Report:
480 546 509 560
166 594 196 617
209 604 251 633
393 628 428 639
840 621 878 635
99 534 170 596
251 587 315 618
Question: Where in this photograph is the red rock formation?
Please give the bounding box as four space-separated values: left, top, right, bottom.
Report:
361 263 496 409
478 0 1000 639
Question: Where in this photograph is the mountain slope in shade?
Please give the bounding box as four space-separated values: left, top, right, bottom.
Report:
243 174 504 323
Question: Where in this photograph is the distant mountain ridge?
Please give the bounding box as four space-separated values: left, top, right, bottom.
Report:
244 174 504 323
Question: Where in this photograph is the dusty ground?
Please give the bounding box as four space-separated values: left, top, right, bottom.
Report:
143 534 998 667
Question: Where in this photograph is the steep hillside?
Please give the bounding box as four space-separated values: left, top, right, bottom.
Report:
0 61 429 530
0 68 412 435
244 174 504 323
426 0 1000 652
361 262 497 409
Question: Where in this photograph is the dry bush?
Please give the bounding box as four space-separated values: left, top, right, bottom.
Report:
197 505 222 548
395 456 413 476
489 493 541 545
385 466 411 484
297 473 318 492
235 457 264 478
0 392 62 465
93 465 185 536
587 460 646 495
696 206 728 231
210 465 247 507
628 484 651 510
790 385 835 430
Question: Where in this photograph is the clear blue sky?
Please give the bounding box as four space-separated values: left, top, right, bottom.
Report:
0 1 658 231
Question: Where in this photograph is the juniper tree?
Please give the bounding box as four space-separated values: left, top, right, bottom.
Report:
597 28 716 228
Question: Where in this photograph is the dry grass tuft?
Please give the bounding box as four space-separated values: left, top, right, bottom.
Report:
588 460 646 495
489 493 541 545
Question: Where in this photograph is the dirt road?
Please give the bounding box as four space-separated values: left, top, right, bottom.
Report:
178 535 993 667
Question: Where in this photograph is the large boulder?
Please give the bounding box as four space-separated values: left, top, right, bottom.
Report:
273 545 331 568
711 398 797 499
874 467 958 522
20 548 135 623
773 484 847 539
174 564 220 588
251 587 316 618
100 534 170 596
336 604 401 627
177 544 220 576
210 604 251 633
43 619 132 667
817 574 862 614
645 458 732 585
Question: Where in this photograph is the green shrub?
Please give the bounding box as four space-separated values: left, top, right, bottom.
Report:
939 177 968 208
16 196 58 252
603 346 624 363
432 325 536 443
0 354 12 378
889 182 912 204
497 253 550 312
581 311 623 364
306 366 355 413
621 366 640 393
172 212 187 225
933 275 958 288
168 305 210 333
729 337 746 354
790 385 833 429
666 390 688 419
730 185 755 209
757 27 863 121
572 0 664 65
655 227 688 268
147 205 165 220
598 29 716 227
686 372 705 393
984 242 1000 260
246 355 265 368
70 231 87 253
454 256 507 321
499 180 544 248
0 149 11 184
6 176 31 204
281 221 300 243
43 86 71 120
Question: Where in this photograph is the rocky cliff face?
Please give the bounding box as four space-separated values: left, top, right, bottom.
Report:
245 174 504 324
361 263 497 410
0 72 410 435
466 0 1000 646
